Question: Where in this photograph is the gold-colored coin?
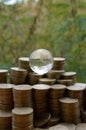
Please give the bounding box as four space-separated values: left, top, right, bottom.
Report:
38 78 56 85
53 57 66 70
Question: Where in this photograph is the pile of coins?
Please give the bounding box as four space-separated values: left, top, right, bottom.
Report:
0 69 8 83
10 67 28 85
52 57 66 70
0 111 12 130
12 107 33 130
59 97 81 124
0 55 86 129
32 84 50 127
66 83 86 109
0 84 14 111
18 57 31 72
49 84 66 118
13 85 33 107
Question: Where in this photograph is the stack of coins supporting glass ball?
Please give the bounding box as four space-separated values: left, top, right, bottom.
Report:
0 49 86 130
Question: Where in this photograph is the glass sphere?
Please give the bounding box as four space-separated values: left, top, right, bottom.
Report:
29 49 54 75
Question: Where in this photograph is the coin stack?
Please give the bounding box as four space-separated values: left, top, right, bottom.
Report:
0 110 12 130
32 84 50 127
12 107 33 130
13 85 33 107
0 84 14 111
10 67 28 85
61 72 77 84
0 69 8 83
28 72 43 85
66 83 86 109
18 57 31 72
57 79 74 86
49 84 66 118
38 78 56 85
46 70 65 80
52 57 66 70
59 97 81 124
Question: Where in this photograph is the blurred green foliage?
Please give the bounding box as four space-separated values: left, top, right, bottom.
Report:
0 0 86 82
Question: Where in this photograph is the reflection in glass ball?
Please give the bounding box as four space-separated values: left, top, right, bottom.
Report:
29 49 53 75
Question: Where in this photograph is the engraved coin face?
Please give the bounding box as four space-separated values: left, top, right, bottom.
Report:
29 49 53 75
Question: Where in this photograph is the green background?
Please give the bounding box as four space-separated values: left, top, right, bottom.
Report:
0 0 86 82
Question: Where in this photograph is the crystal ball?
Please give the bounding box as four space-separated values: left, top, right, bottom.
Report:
29 49 54 75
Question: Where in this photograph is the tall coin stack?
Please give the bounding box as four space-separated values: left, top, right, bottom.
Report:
52 57 66 70
49 84 66 118
0 69 8 83
18 57 31 72
10 67 28 85
0 111 12 130
32 84 50 127
59 97 81 124
0 84 14 111
13 85 33 107
66 83 86 109
12 107 33 130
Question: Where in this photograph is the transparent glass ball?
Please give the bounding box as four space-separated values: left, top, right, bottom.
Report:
29 49 54 75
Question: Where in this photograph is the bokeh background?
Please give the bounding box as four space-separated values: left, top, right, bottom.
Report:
0 0 86 82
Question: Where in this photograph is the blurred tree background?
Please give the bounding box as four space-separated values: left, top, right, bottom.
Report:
0 0 86 82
